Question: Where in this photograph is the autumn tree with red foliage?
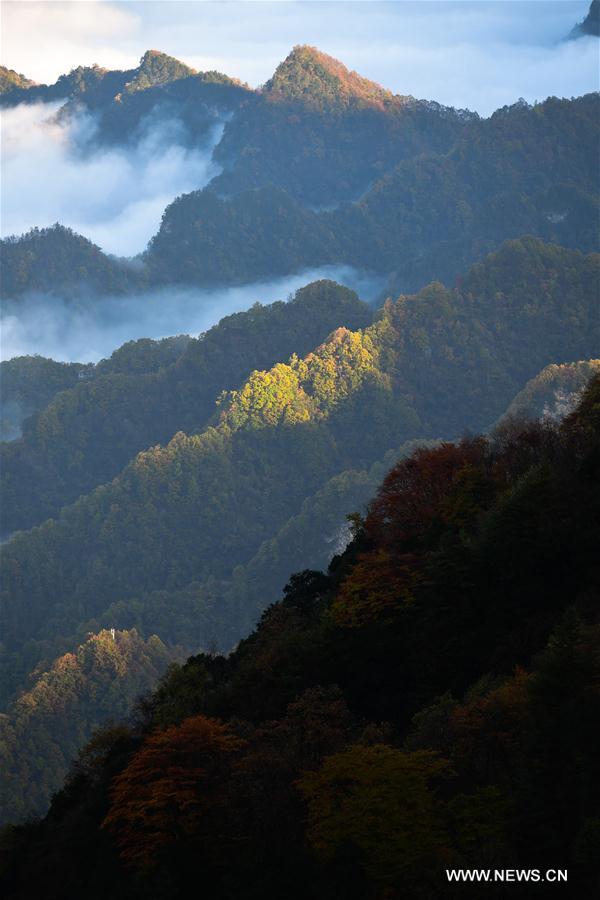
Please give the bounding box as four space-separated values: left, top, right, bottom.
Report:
332 439 493 625
102 715 244 869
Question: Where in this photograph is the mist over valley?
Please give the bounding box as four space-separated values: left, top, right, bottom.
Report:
0 266 383 363
1 100 225 256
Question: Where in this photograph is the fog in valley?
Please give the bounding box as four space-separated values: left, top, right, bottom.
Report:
0 101 224 256
0 266 384 364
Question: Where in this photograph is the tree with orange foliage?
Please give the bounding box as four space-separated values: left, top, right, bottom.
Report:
366 438 490 545
332 439 491 626
102 715 244 870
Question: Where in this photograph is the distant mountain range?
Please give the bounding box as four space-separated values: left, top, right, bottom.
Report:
2 44 597 299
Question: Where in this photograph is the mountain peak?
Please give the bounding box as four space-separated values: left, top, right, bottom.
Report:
263 45 394 111
570 0 599 38
0 65 36 94
125 49 196 93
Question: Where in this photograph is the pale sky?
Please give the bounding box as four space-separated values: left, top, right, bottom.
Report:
1 1 598 114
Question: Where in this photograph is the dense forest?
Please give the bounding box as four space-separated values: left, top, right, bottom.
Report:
2 376 599 898
1 238 598 819
0 281 370 532
499 359 600 425
0 336 191 440
0 629 179 824
1 16 599 887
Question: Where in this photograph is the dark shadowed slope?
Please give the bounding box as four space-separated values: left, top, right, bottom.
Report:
2 377 599 899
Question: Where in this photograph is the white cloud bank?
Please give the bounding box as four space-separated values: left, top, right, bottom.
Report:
0 266 384 363
0 101 224 256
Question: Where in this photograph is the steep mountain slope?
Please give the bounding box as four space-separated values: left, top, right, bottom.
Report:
498 359 600 425
570 0 599 38
136 439 439 651
1 238 598 706
209 45 474 206
2 378 598 899
0 629 178 825
148 92 599 289
0 281 370 533
262 45 396 110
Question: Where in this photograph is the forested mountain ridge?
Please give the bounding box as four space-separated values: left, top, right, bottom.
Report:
0 225 143 299
0 337 191 441
0 628 179 825
148 91 599 289
1 17 599 887
3 91 595 298
2 377 599 899
0 49 250 165
0 281 371 534
498 359 600 425
0 65 35 94
1 238 598 711
3 48 596 298
0 49 243 110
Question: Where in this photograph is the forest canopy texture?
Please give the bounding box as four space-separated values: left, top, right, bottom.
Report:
0 28 599 898
2 376 599 899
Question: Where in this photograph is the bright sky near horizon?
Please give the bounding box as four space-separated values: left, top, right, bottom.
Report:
0 0 598 115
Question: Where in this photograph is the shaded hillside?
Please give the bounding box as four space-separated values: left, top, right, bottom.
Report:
146 186 342 285
1 357 92 441
127 439 440 652
0 225 141 299
0 281 370 533
212 45 475 206
148 93 599 289
570 0 599 38
0 338 191 441
1 238 598 706
2 379 599 899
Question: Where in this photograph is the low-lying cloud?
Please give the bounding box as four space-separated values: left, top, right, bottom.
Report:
0 266 385 364
0 101 224 256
